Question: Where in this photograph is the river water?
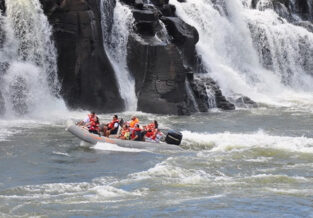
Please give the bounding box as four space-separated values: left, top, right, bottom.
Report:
1 0 313 216
0 106 313 217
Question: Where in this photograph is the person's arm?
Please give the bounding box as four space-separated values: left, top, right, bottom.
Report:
77 117 89 126
132 135 138 141
76 121 84 126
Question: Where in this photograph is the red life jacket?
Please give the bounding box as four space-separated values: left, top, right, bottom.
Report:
151 129 158 140
108 119 119 129
88 114 96 123
145 130 154 138
147 123 155 130
131 127 142 139
89 121 99 131
146 128 158 140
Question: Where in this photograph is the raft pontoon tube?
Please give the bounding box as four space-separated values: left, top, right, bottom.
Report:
67 125 183 151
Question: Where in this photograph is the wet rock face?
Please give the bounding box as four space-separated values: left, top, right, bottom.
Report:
0 0 5 115
189 76 235 111
40 0 124 113
124 0 234 114
161 16 199 66
38 0 234 114
124 0 199 114
0 91 4 116
128 35 190 115
0 0 5 14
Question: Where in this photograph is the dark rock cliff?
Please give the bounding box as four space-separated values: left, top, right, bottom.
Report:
40 0 124 113
123 0 234 114
0 0 5 115
0 0 5 14
0 0 235 114
39 0 235 114
1 0 312 114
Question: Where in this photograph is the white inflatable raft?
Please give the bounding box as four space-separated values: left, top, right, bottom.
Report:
67 125 183 151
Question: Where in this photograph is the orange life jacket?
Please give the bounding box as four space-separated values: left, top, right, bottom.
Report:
108 119 119 129
129 118 139 128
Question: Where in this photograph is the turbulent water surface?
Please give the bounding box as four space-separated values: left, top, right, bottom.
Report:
0 108 313 217
1 0 313 216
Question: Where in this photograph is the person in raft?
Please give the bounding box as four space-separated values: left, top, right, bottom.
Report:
131 123 144 141
117 123 130 140
77 112 96 127
77 112 101 135
129 116 139 128
88 116 100 135
103 114 120 137
144 120 160 142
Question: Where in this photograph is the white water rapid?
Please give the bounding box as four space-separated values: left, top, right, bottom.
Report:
101 0 138 111
170 0 313 109
0 0 65 118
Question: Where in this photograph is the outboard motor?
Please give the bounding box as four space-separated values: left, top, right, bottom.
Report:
165 130 183 145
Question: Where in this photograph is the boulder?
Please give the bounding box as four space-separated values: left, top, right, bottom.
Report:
127 34 191 115
214 89 235 110
132 6 161 36
150 0 169 6
132 9 158 22
160 4 176 17
161 17 199 45
235 96 258 108
189 75 235 111
161 16 199 66
134 0 144 9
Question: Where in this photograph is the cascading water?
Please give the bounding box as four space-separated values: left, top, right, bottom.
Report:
248 7 313 89
0 0 64 117
170 0 313 107
101 0 138 111
185 80 200 112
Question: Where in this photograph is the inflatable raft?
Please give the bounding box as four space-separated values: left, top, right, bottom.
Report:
67 125 183 151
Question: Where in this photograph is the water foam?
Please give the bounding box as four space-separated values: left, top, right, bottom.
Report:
94 142 147 153
128 157 218 185
182 130 313 153
0 181 144 203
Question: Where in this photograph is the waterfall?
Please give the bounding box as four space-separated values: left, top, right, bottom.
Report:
204 84 217 109
0 0 64 117
170 0 313 106
185 79 200 112
101 0 138 111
